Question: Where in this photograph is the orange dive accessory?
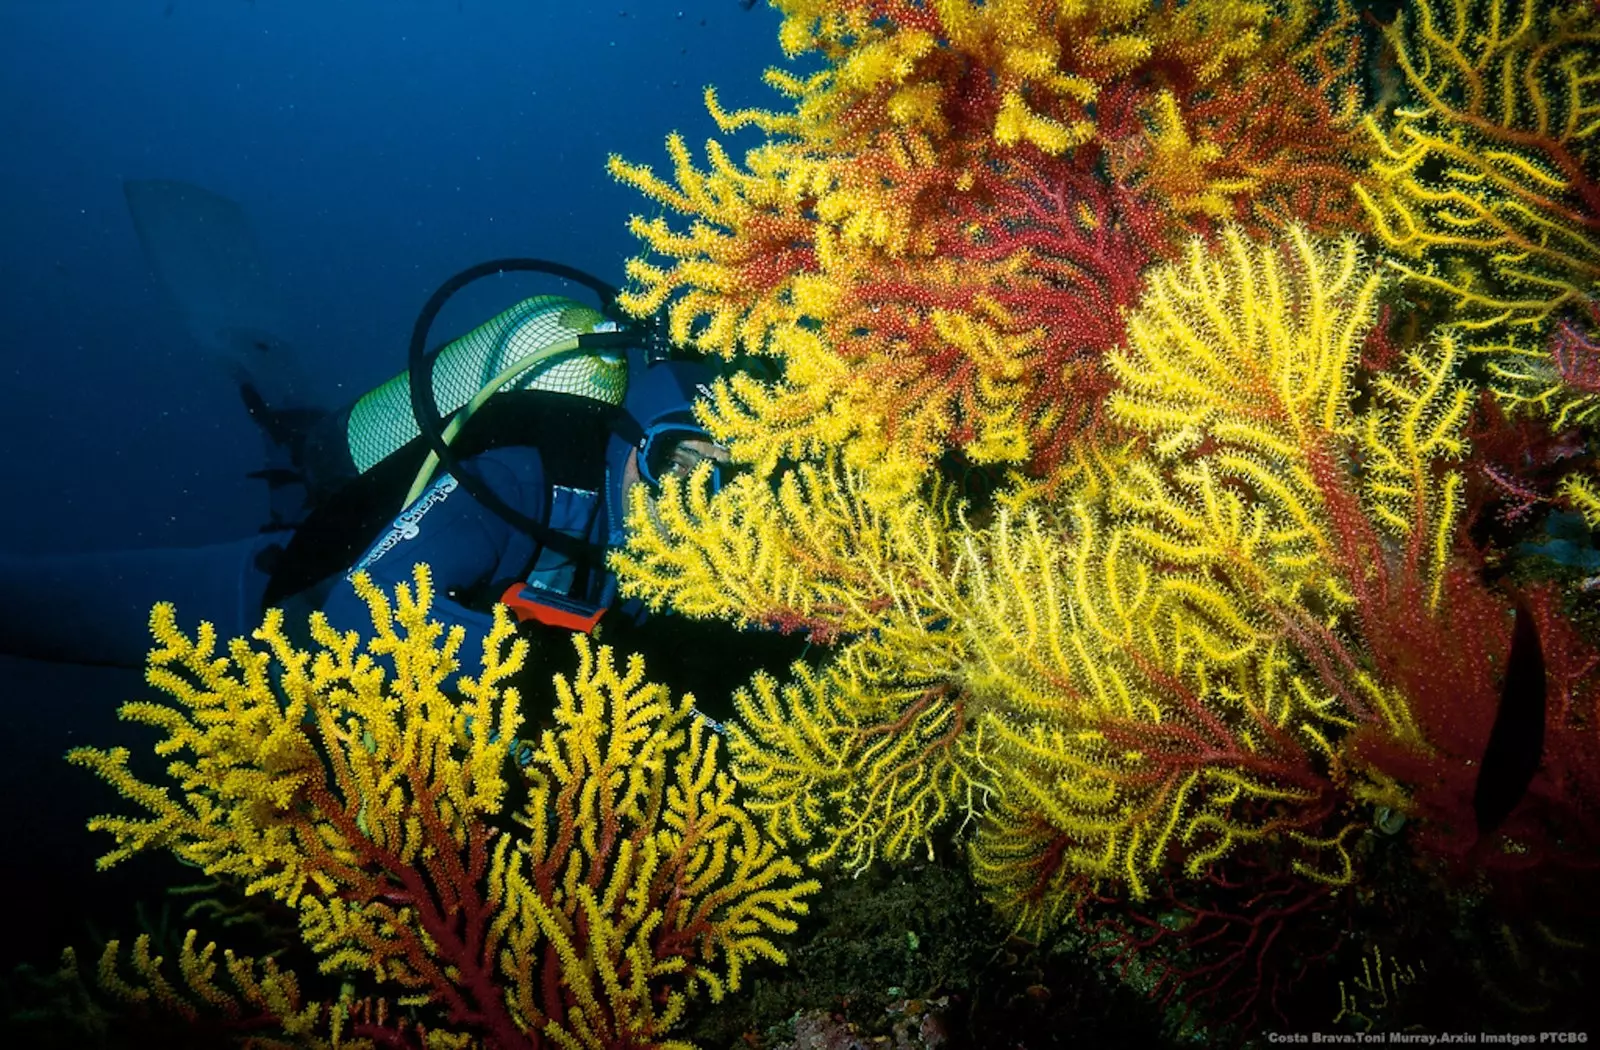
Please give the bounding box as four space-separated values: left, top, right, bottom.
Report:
498 582 606 634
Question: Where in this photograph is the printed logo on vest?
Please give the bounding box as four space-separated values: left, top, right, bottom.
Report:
350 475 459 577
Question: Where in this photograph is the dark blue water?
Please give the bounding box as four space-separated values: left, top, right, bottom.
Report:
0 0 782 973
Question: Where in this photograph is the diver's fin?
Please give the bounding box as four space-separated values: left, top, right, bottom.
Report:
124 179 327 525
123 179 324 416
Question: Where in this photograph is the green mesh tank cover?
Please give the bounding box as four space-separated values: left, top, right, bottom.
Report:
344 296 628 474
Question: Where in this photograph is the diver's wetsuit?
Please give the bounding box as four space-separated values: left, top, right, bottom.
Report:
0 354 712 669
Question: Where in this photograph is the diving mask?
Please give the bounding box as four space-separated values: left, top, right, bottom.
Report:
638 422 733 494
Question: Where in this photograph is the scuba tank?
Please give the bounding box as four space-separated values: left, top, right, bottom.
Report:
298 294 629 500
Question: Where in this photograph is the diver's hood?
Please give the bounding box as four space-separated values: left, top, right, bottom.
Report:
604 350 718 540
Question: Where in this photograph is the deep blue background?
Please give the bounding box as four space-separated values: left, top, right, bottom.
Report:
0 0 783 969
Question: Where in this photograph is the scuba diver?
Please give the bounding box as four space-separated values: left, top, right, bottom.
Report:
0 250 729 674
313 330 730 667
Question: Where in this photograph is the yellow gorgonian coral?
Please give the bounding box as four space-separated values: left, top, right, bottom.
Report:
1562 471 1600 527
611 454 966 637
79 933 365 1050
69 565 817 1048
1109 225 1469 613
610 0 1373 479
629 230 1485 934
1358 0 1600 422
